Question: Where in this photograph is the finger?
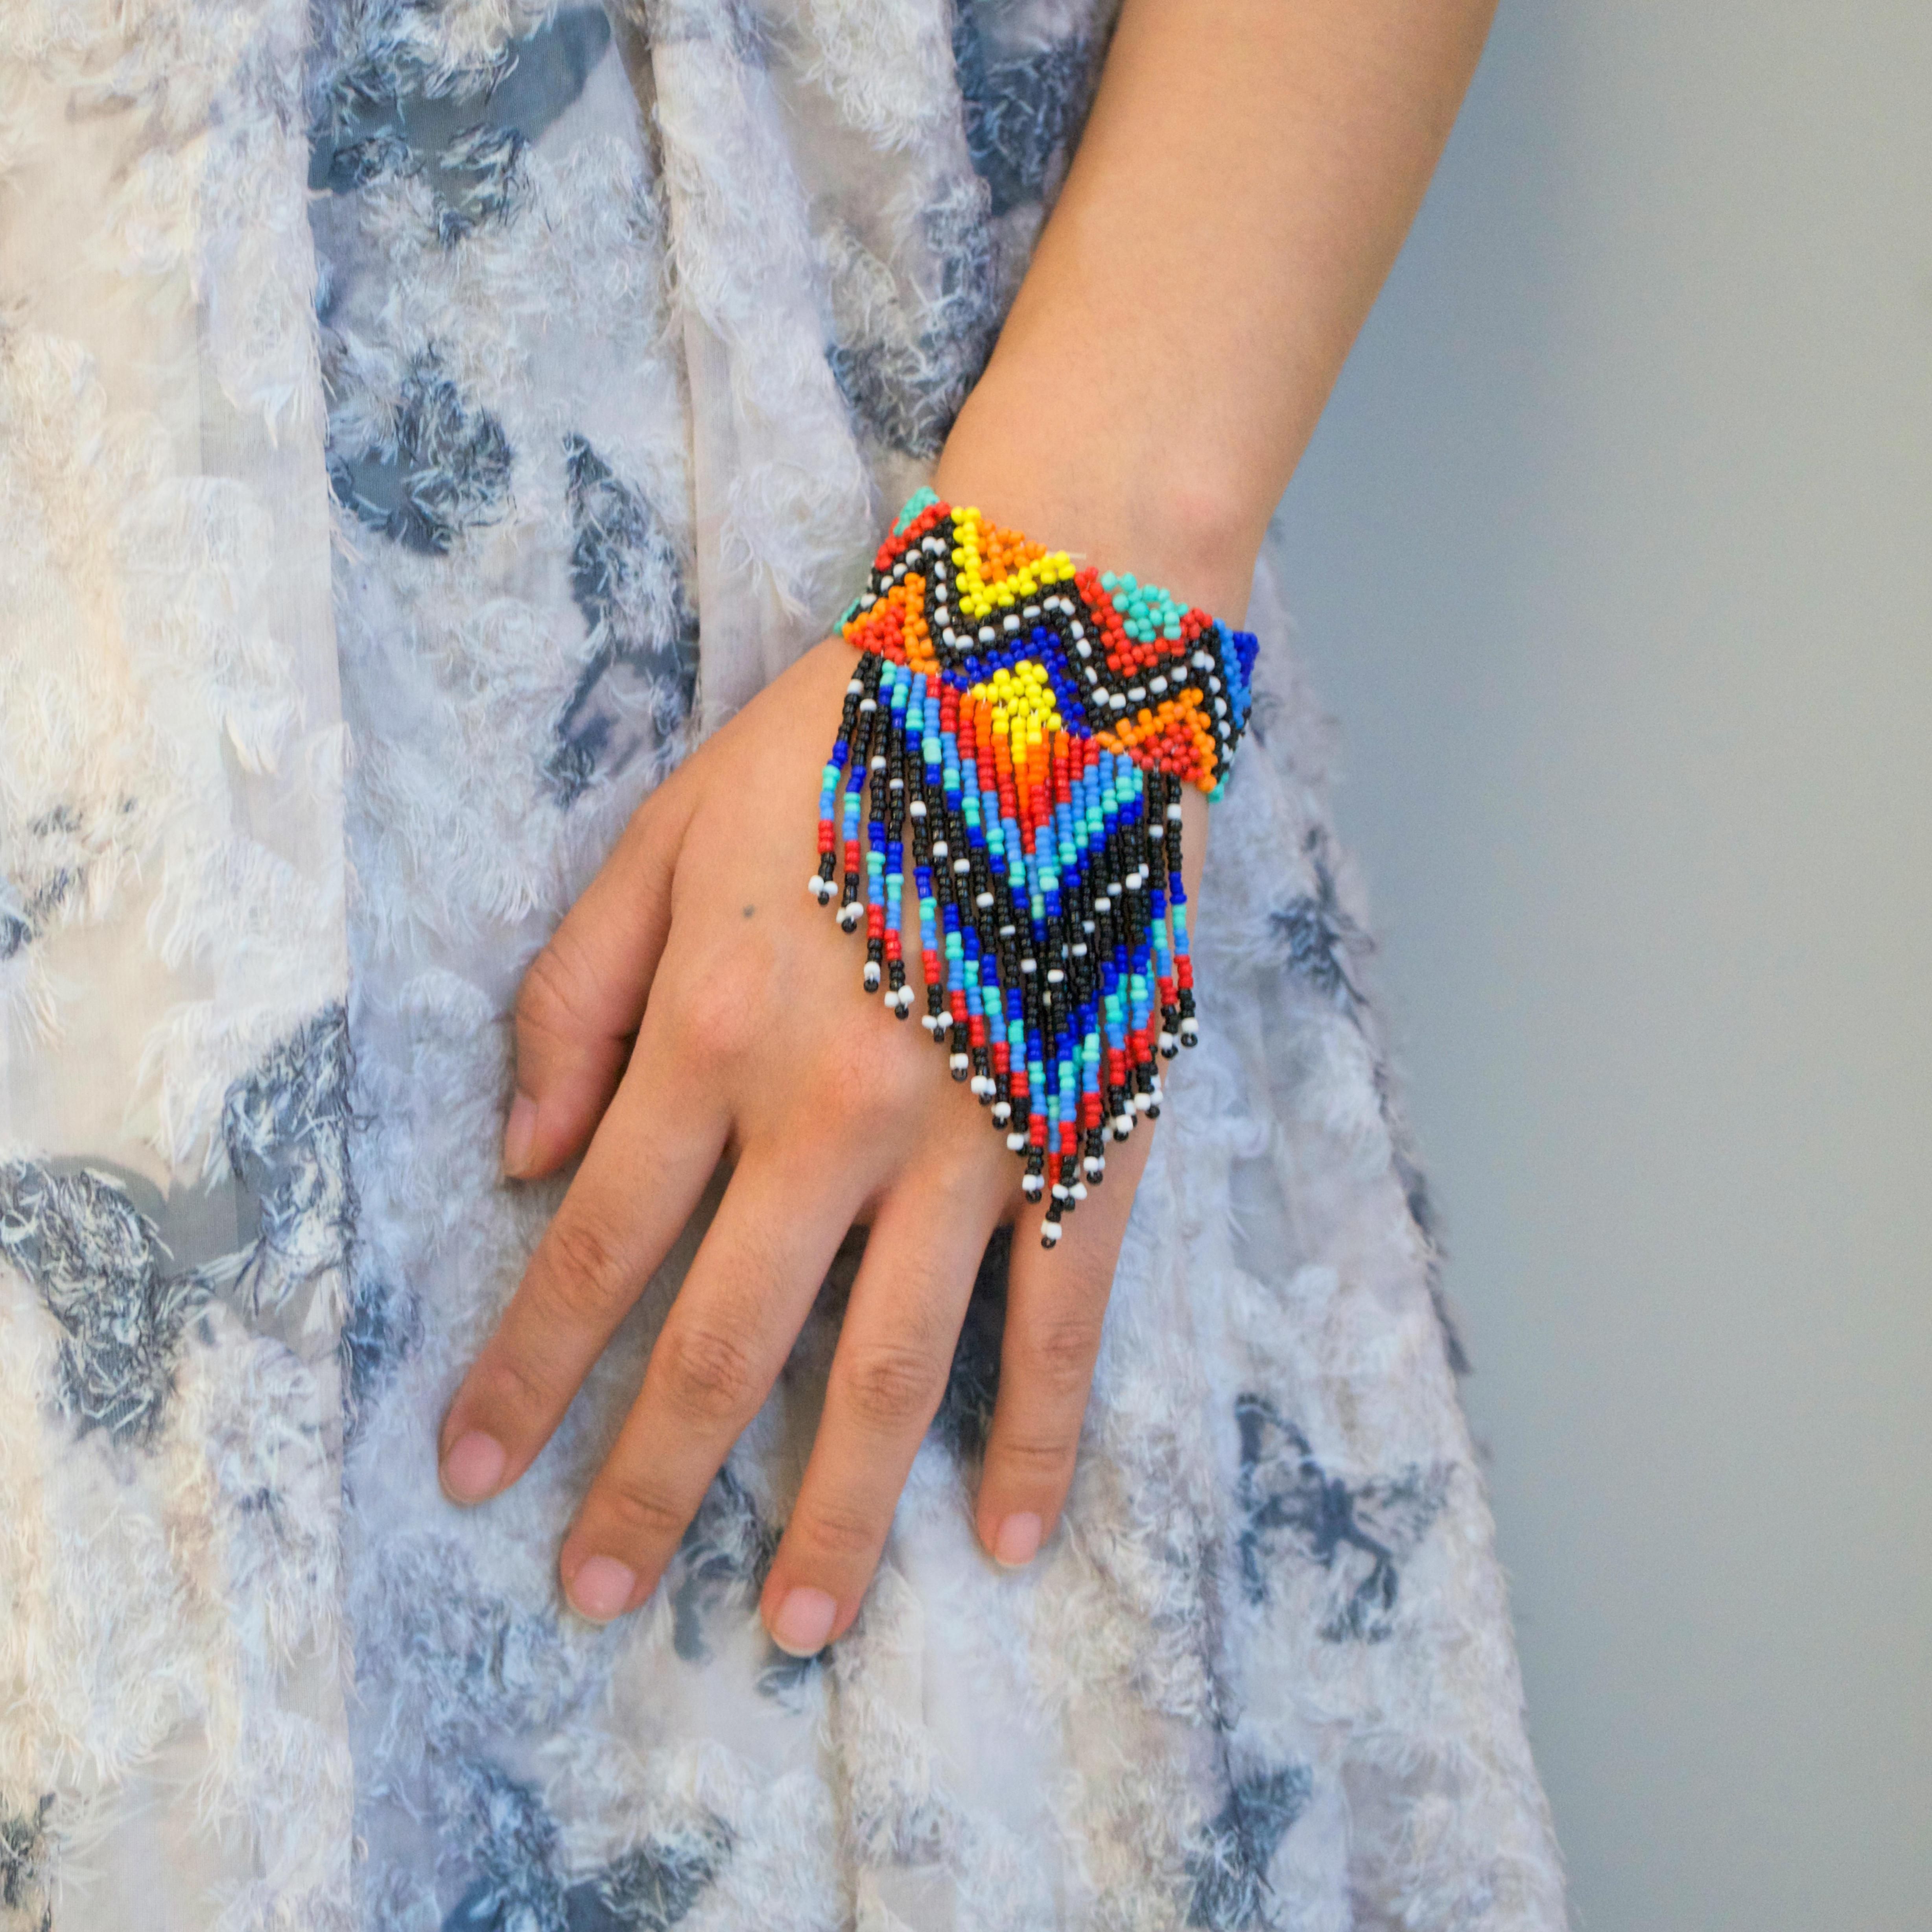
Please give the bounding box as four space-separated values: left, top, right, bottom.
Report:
757 1167 1003 1655
440 1035 730 1504
556 1140 864 1624
503 768 701 1179
973 1132 1147 1569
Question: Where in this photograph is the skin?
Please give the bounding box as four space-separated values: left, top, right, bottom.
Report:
439 0 1499 1654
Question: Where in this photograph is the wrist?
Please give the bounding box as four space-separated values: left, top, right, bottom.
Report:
933 358 1267 625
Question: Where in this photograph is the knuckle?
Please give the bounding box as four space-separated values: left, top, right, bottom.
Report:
468 1347 560 1429
539 1211 630 1317
673 960 761 1069
987 1427 1079 1484
842 1024 922 1119
837 1340 946 1432
792 1496 883 1565
654 1320 758 1423
1019 1313 1104 1400
518 927 601 1045
588 1469 689 1549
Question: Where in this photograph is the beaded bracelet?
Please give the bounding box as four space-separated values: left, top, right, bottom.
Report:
810 489 1258 1247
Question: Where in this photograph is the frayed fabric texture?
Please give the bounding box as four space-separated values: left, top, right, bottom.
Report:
1 0 1564 1926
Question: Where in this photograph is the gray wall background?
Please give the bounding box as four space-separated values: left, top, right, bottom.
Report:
1275 5 1931 1928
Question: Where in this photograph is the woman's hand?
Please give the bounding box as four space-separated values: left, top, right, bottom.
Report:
438 632 1207 1654
430 0 1497 1651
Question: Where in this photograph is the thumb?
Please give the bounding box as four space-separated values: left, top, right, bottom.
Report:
503 768 697 1178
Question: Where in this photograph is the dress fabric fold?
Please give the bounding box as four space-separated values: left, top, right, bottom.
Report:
0 1 1565 1926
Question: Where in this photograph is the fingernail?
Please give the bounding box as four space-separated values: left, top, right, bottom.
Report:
566 1554 638 1623
769 1585 837 1657
993 1512 1043 1568
440 1430 507 1504
501 1093 538 1178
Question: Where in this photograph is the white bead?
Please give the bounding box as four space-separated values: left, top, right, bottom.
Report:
1051 1184 1069 1202
838 903 863 931
922 1012 942 1034
1180 1016 1200 1042
1005 1130 1026 1150
1003 615 1020 632
1084 1156 1105 1180
1109 692 1126 710
910 799 927 818
1040 1219 1062 1246
1134 1091 1152 1113
976 892 994 909
863 964 881 990
950 1053 969 1074
993 1103 1013 1125
1022 1174 1045 1200
1071 1182 1088 1201
932 839 948 857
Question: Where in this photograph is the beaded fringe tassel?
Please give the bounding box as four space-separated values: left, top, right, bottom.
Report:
810 491 1259 1246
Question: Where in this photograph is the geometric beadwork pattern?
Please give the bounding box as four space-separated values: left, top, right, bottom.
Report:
810 490 1259 1244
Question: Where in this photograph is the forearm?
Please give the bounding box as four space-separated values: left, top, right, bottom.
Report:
933 0 1497 619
